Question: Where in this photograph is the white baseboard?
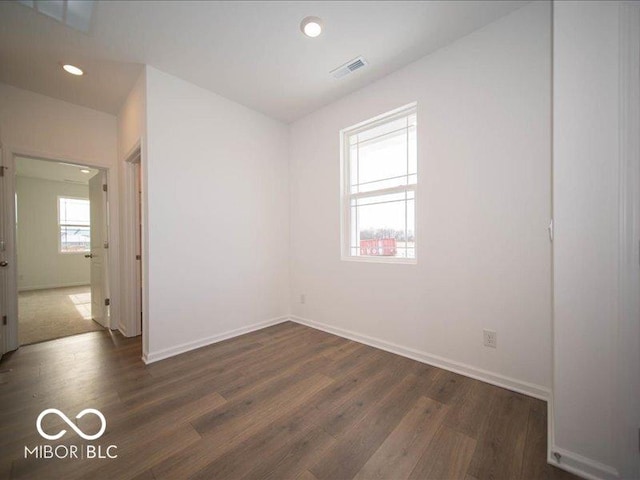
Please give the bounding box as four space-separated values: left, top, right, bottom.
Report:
289 314 550 401
18 282 90 292
142 315 290 364
547 446 619 480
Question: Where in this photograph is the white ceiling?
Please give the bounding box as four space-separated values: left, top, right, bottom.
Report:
0 1 529 122
15 156 99 185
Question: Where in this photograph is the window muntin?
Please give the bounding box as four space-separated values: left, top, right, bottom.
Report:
58 197 90 253
342 104 417 262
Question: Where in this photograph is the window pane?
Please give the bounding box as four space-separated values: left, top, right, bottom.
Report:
357 130 407 187
60 225 90 253
351 191 413 259
356 116 407 144
59 197 90 226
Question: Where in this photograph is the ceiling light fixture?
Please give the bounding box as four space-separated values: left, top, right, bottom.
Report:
300 16 323 38
80 169 91 174
63 64 84 76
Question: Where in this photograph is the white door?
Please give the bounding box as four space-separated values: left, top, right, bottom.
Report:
134 162 143 333
0 154 10 355
89 172 108 328
0 235 5 356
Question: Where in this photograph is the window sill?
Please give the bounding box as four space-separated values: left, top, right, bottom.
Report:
341 255 417 265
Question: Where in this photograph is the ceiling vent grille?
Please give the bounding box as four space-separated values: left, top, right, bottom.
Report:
331 56 368 79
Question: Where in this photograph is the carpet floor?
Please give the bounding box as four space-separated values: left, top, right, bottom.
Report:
18 285 104 345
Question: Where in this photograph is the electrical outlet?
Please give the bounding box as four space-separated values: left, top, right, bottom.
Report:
483 329 497 348
300 294 306 304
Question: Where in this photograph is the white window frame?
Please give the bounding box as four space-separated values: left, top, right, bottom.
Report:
340 102 418 264
57 195 90 254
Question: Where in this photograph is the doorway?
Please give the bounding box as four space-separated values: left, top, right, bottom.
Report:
14 156 110 345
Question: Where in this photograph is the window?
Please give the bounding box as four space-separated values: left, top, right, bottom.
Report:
341 104 417 262
58 197 90 253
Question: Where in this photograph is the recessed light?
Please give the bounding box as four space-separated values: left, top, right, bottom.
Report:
80 169 91 174
63 64 84 76
300 16 322 38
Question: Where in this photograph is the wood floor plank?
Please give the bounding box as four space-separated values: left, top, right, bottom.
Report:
408 426 477 480
309 373 426 480
353 396 449 480
11 423 201 480
296 470 319 480
316 354 434 439
80 424 201 480
216 337 343 400
130 469 156 480
424 369 472 406
520 398 579 480
444 378 496 439
521 397 549 479
240 427 336 480
189 414 319 480
191 373 334 438
122 327 337 406
0 323 580 480
152 373 333 479
466 388 532 480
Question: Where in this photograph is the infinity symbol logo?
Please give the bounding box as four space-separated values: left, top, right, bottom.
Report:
36 408 107 441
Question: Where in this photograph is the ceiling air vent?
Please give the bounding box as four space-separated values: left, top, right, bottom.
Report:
331 56 368 79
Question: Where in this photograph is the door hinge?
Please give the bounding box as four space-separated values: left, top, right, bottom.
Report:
0 166 4 177
104 298 110 306
103 241 109 249
2 315 7 326
548 219 554 242
102 184 108 192
136 254 141 260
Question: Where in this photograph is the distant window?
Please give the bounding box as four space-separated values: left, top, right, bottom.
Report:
58 197 90 253
341 104 417 263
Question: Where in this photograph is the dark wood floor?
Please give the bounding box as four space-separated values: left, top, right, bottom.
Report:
0 322 578 480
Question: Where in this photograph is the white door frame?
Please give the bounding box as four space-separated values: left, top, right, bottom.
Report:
120 142 144 338
0 145 120 352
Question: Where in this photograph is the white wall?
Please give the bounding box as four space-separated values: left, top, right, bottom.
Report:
16 176 90 291
143 66 290 361
552 2 640 479
0 83 117 166
289 1 552 396
0 83 120 338
118 71 146 160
